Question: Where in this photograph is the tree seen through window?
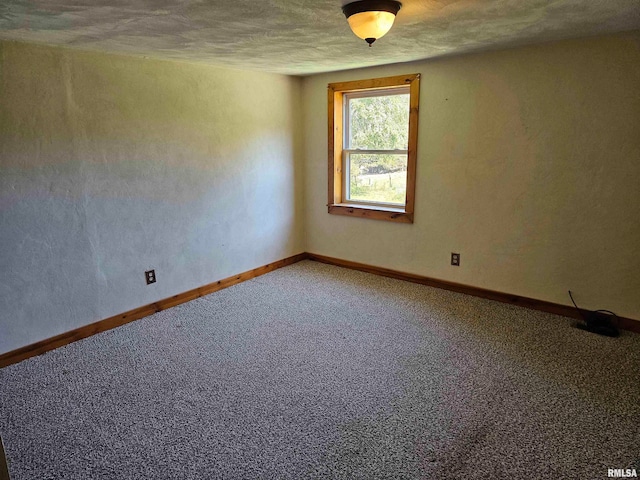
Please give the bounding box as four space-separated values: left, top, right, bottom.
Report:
346 91 410 205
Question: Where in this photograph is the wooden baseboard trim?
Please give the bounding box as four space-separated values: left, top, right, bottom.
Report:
306 253 640 334
0 253 309 369
2 250 637 369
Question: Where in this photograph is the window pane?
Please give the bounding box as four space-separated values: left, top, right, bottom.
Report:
348 93 409 150
348 153 407 205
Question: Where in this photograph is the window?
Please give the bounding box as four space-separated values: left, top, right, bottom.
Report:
328 74 420 223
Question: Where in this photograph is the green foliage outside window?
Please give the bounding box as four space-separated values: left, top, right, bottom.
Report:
347 92 409 204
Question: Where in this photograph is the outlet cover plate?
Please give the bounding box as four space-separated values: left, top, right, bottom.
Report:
145 269 156 285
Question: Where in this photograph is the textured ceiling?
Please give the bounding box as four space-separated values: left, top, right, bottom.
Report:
1 0 639 75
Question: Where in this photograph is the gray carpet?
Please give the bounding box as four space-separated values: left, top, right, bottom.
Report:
1 260 639 479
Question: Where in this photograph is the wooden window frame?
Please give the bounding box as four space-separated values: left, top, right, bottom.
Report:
328 73 420 223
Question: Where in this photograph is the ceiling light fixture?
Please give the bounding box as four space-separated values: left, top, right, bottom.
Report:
342 0 402 46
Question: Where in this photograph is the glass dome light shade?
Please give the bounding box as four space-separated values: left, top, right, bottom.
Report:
346 11 396 41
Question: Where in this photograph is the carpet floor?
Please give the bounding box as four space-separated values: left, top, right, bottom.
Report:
1 260 639 479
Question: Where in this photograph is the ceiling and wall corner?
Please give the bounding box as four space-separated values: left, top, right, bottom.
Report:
0 0 639 75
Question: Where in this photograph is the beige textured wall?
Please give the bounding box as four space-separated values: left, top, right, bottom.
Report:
0 41 304 353
303 31 640 319
1 31 639 354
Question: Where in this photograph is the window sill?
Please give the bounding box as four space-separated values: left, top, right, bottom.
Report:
328 203 414 223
